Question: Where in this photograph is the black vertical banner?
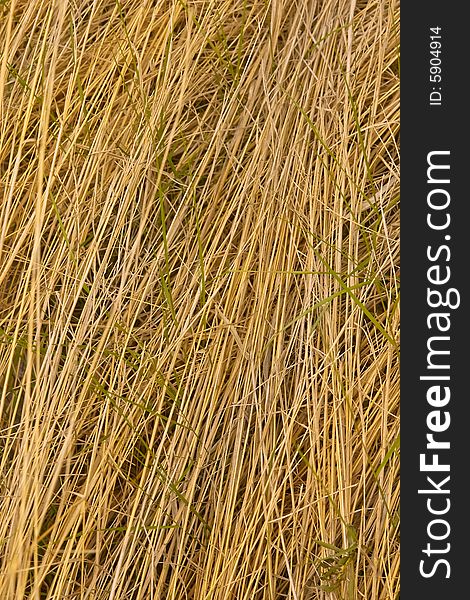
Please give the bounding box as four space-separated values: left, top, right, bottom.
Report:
402 3 468 598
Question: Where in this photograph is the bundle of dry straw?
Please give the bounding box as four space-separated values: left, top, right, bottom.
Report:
1 0 399 598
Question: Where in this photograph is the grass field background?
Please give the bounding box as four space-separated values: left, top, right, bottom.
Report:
0 0 399 598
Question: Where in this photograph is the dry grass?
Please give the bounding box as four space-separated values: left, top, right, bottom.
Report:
0 0 399 598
